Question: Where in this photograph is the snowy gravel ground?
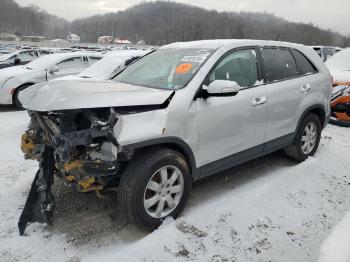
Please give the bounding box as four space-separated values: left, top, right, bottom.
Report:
319 211 350 262
0 106 349 262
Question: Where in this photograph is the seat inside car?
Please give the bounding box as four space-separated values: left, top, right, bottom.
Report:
214 57 256 87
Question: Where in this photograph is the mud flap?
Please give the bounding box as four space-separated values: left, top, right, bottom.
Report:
18 146 55 236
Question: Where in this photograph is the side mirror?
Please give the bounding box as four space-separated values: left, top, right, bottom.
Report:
205 80 240 96
14 58 21 65
48 66 60 74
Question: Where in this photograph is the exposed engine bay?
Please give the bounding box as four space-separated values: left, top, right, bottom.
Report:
17 79 175 235
19 108 131 235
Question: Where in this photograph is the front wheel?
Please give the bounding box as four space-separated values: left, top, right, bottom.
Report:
118 148 192 230
284 113 322 162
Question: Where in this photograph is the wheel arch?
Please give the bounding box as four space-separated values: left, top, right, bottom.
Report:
12 82 35 104
124 137 199 181
295 104 327 133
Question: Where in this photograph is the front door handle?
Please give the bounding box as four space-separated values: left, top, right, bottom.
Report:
252 96 267 106
301 84 311 93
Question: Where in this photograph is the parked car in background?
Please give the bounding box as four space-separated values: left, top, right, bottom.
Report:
326 48 350 84
0 52 103 107
0 50 10 55
56 50 149 81
335 47 343 53
0 49 54 69
312 46 336 62
18 40 331 235
0 44 17 54
325 48 350 126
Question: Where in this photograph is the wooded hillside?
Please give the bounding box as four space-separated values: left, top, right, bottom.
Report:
2 0 349 46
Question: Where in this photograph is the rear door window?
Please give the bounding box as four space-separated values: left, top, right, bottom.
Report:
55 56 89 75
261 48 298 82
18 50 37 62
57 57 84 69
290 49 317 76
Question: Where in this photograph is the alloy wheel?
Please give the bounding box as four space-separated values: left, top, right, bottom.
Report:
143 165 184 218
301 122 317 154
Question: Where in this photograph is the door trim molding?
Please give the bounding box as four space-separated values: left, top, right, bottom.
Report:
199 133 294 179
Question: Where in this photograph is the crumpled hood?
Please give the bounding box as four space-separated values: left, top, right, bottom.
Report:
19 79 174 112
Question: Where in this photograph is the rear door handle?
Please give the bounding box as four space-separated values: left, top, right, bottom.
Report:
301 84 311 93
252 96 267 106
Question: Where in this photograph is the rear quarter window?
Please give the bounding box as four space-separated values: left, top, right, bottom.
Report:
290 49 318 76
261 48 298 82
89 56 102 63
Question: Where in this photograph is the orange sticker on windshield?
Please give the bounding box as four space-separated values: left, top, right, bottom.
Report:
175 63 193 74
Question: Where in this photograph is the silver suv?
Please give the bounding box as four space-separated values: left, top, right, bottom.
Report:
18 40 332 234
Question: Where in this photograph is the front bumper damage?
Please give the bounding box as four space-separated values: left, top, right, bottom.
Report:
18 108 122 235
18 145 55 235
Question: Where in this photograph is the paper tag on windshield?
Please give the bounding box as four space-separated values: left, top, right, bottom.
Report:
181 55 207 63
175 63 193 74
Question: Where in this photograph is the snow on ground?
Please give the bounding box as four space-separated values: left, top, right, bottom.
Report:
319 211 350 262
0 106 349 262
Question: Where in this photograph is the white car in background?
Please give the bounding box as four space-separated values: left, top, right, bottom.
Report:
326 48 350 85
0 52 103 107
56 50 150 81
0 49 48 69
311 46 336 62
325 48 350 126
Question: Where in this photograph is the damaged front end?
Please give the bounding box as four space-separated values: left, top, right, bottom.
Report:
19 108 121 235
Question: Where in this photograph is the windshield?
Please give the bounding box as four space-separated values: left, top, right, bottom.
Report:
0 52 16 61
114 48 214 89
79 55 132 79
25 54 59 70
326 49 350 71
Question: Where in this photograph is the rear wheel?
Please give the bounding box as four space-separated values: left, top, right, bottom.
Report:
284 113 322 162
13 84 31 109
118 147 192 230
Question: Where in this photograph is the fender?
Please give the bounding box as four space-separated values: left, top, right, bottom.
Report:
295 104 327 134
123 136 200 181
12 83 35 102
14 82 36 91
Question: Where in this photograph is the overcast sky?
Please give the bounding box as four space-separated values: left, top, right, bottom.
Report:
16 0 350 35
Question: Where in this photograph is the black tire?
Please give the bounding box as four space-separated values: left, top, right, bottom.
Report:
118 147 192 230
13 84 31 109
284 113 322 162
